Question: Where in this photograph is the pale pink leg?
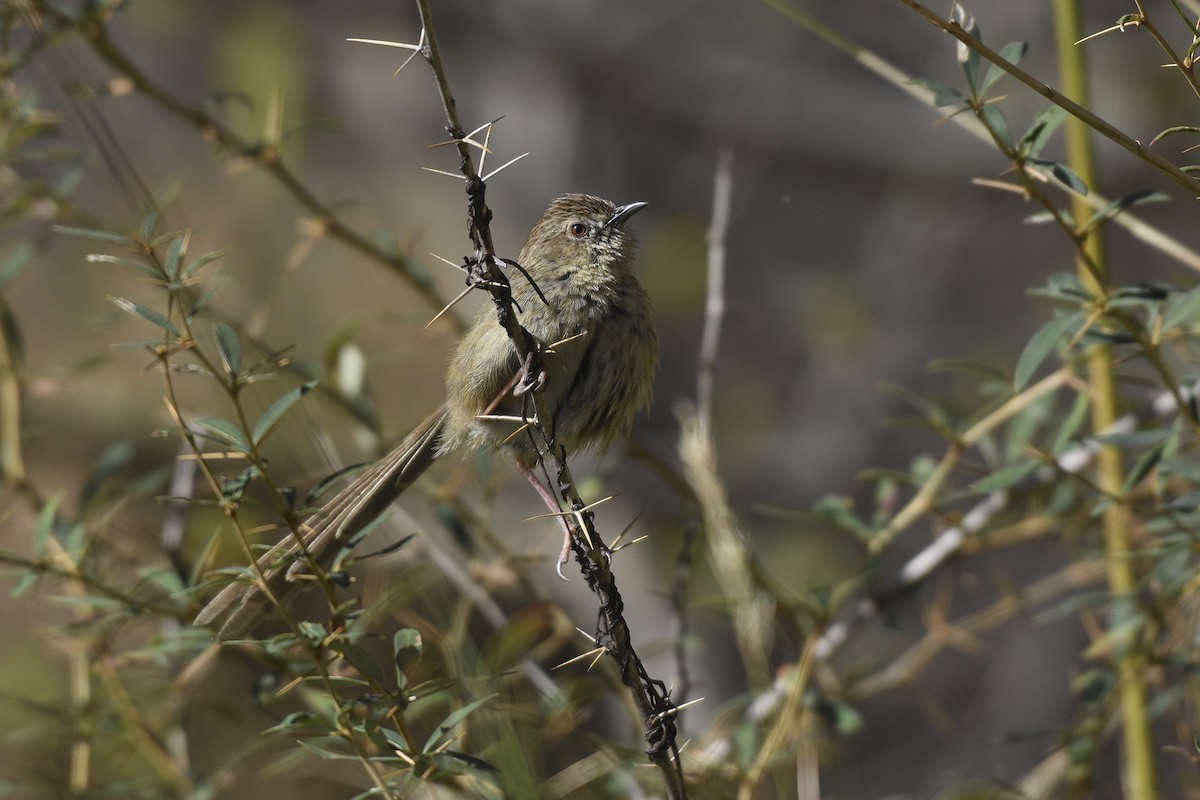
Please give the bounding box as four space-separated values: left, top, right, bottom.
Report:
519 464 575 580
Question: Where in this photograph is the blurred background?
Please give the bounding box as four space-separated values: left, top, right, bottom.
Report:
4 0 1199 797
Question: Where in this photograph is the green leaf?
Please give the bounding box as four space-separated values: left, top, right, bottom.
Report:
11 571 40 598
53 225 137 247
85 252 160 279
440 750 499 773
214 320 242 379
1029 272 1093 302
192 416 250 452
972 459 1039 493
980 41 1028 95
813 495 872 541
187 287 219 321
394 628 423 687
1052 391 1090 455
220 465 260 501
956 13 982 92
0 243 35 292
296 739 357 761
1028 158 1087 195
1121 439 1167 495
1110 282 1172 302
423 694 496 753
333 641 387 686
1020 106 1067 158
908 77 967 108
252 380 318 445
140 210 160 242
163 233 190 279
1092 429 1170 449
35 490 67 552
1014 311 1083 390
1163 284 1200 330
182 248 230 278
980 103 1012 149
78 440 135 513
109 296 182 338
1081 190 1168 233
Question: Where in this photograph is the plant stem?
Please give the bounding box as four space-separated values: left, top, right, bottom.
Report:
1052 2 1158 797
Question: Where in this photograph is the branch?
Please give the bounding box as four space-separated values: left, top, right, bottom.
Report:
30 0 455 327
412 1 687 795
896 0 1200 197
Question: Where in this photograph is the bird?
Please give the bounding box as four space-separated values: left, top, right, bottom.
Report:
194 194 658 639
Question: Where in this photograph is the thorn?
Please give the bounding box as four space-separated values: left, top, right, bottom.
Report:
1074 24 1126 45
610 534 649 555
346 37 422 50
482 152 530 182
427 136 491 153
609 511 644 549
525 495 616 522
421 167 467 181
428 251 464 270
425 284 475 329
553 645 605 670
547 330 590 350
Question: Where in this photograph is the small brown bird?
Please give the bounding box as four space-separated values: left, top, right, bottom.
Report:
195 194 658 638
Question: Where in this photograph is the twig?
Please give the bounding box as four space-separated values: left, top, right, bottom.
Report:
29 0 455 326
896 0 1200 197
697 147 734 427
762 0 1200 274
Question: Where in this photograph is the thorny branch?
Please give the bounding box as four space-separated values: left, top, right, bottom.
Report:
412 0 687 796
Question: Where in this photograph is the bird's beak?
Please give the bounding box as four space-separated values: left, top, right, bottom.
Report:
604 201 648 229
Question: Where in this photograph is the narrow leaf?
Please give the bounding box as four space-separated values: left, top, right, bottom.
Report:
955 11 981 92
394 628 423 687
1052 391 1090 455
0 243 35 292
1028 158 1088 195
1082 190 1168 233
193 416 250 452
333 642 387 686
980 104 1012 149
980 41 1028 95
1163 284 1200 330
423 694 497 753
1014 311 1083 390
78 440 135 513
1020 106 1067 158
109 296 181 338
972 459 1039 493
214 320 242 379
163 232 188 278
187 287 219 321
86 253 159 279
182 248 230 278
252 380 318 445
53 225 136 247
909 78 967 108
1122 440 1166 495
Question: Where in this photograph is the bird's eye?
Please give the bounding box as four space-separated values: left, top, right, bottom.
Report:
569 222 588 238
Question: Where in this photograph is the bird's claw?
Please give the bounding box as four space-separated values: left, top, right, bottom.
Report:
513 364 546 397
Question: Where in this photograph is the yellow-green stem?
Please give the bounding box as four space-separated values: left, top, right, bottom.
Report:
1052 1 1157 797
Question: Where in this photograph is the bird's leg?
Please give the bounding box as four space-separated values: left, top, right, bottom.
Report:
519 463 576 580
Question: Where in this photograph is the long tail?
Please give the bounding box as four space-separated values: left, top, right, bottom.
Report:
194 405 449 639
